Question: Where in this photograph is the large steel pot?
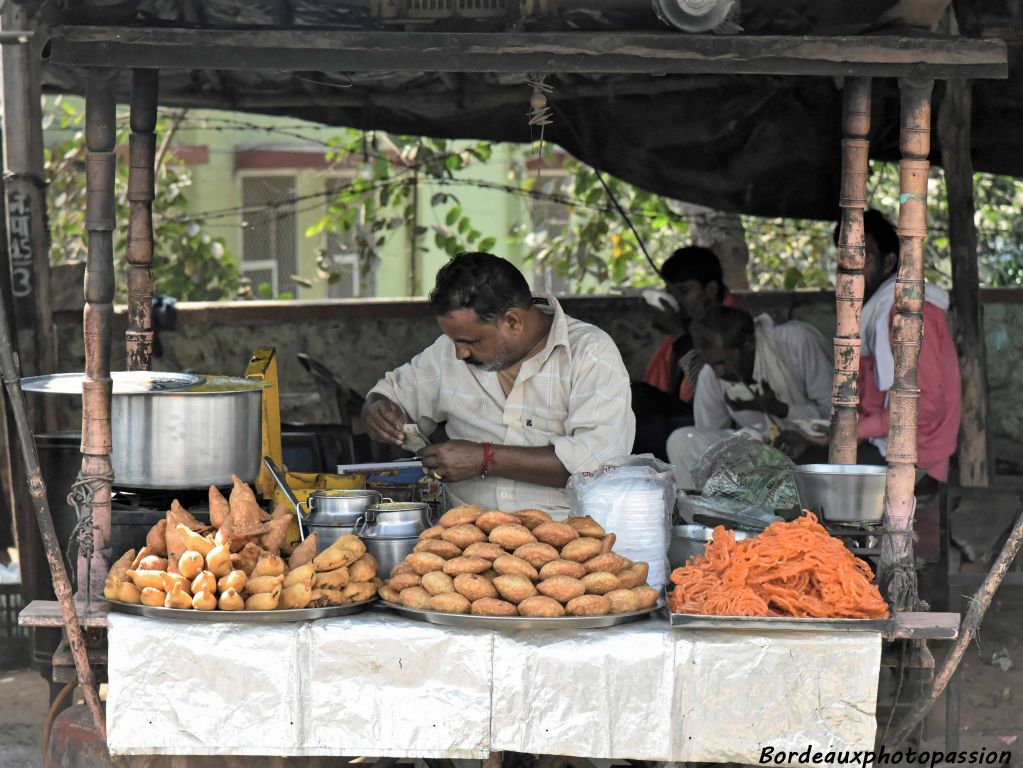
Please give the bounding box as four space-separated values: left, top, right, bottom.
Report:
22 371 263 490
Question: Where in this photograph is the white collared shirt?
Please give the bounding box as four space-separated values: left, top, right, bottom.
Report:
368 294 635 517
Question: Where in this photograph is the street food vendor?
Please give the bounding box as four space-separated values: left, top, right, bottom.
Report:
362 251 635 517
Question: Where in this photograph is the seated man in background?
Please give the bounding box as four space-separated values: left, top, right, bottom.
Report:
835 210 961 486
666 305 832 489
632 246 738 459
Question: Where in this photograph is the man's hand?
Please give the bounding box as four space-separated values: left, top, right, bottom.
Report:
724 380 789 418
419 440 483 483
362 395 407 446
773 428 826 460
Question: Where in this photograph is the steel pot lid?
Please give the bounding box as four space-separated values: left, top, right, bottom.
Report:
306 490 382 527
357 502 431 538
309 490 380 500
22 371 204 395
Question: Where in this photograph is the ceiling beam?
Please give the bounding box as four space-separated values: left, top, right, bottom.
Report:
36 27 1009 79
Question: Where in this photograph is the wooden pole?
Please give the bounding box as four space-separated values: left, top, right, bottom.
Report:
0 3 59 407
830 77 871 464
126 69 158 371
887 508 1023 748
0 227 110 754
78 74 117 598
880 78 933 612
938 76 989 487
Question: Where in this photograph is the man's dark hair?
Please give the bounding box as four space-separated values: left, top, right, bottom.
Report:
691 305 755 352
660 246 727 300
429 252 533 321
832 209 900 264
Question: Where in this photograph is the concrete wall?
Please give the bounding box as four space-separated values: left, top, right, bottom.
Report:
48 289 1023 460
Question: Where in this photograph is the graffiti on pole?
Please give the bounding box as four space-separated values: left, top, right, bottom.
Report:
6 187 36 328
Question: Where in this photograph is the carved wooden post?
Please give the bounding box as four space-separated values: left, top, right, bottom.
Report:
78 74 117 598
830 77 871 464
880 78 933 611
126 69 158 371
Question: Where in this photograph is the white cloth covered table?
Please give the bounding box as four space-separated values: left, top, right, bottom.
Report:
106 611 881 762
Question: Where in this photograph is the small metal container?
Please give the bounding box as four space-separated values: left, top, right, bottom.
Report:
669 524 752 568
303 490 383 550
303 490 382 528
354 502 434 577
790 464 887 525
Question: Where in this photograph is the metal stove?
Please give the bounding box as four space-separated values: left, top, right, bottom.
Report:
110 488 211 557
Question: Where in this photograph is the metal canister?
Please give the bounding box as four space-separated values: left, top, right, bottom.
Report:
303 490 382 550
354 502 433 577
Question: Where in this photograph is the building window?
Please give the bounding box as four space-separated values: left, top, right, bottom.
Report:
323 176 374 298
326 253 360 299
241 175 298 298
527 172 572 295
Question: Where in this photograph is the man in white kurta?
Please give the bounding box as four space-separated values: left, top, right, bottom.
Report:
364 252 634 518
666 306 832 489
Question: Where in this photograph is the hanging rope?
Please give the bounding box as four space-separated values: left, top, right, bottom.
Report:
66 469 115 609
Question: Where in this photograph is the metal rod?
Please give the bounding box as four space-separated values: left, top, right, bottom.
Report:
830 76 871 464
0 224 110 753
0 31 32 44
126 68 158 371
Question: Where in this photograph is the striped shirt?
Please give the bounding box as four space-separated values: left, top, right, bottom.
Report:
368 294 635 517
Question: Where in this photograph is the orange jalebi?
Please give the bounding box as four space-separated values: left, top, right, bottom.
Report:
667 512 889 619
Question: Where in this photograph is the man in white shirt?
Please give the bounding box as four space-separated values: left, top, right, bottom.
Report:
666 305 832 489
363 252 635 517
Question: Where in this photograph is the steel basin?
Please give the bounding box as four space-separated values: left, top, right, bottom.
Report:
790 464 887 524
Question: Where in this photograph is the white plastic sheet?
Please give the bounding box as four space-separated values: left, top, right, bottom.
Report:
106 612 881 762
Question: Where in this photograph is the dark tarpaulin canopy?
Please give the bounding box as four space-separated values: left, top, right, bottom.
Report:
13 0 1023 220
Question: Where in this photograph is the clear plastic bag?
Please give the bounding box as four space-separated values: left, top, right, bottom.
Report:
567 454 674 587
691 433 800 510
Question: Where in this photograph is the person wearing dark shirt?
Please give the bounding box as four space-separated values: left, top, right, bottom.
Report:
631 246 738 459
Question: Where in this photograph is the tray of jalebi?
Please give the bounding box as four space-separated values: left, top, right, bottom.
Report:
665 513 892 633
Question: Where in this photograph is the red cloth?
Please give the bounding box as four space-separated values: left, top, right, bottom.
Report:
857 302 961 482
643 293 740 402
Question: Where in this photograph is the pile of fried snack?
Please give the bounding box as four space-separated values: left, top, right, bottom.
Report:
381 506 659 617
103 475 379 611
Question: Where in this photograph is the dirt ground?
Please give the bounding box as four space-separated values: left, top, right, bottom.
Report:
0 667 50 768
1 589 1022 767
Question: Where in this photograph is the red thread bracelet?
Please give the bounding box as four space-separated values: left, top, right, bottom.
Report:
480 442 495 478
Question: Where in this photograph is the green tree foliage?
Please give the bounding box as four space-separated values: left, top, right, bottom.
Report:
510 153 1023 293
305 132 496 294
44 99 243 302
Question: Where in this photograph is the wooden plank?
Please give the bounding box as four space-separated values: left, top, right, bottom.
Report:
19 598 110 629
885 611 959 640
37 28 1009 79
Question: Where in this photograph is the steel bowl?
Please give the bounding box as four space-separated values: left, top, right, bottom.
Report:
790 464 887 524
669 524 752 568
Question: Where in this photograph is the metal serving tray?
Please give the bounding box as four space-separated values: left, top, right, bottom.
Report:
109 598 375 623
668 612 891 633
381 600 663 630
